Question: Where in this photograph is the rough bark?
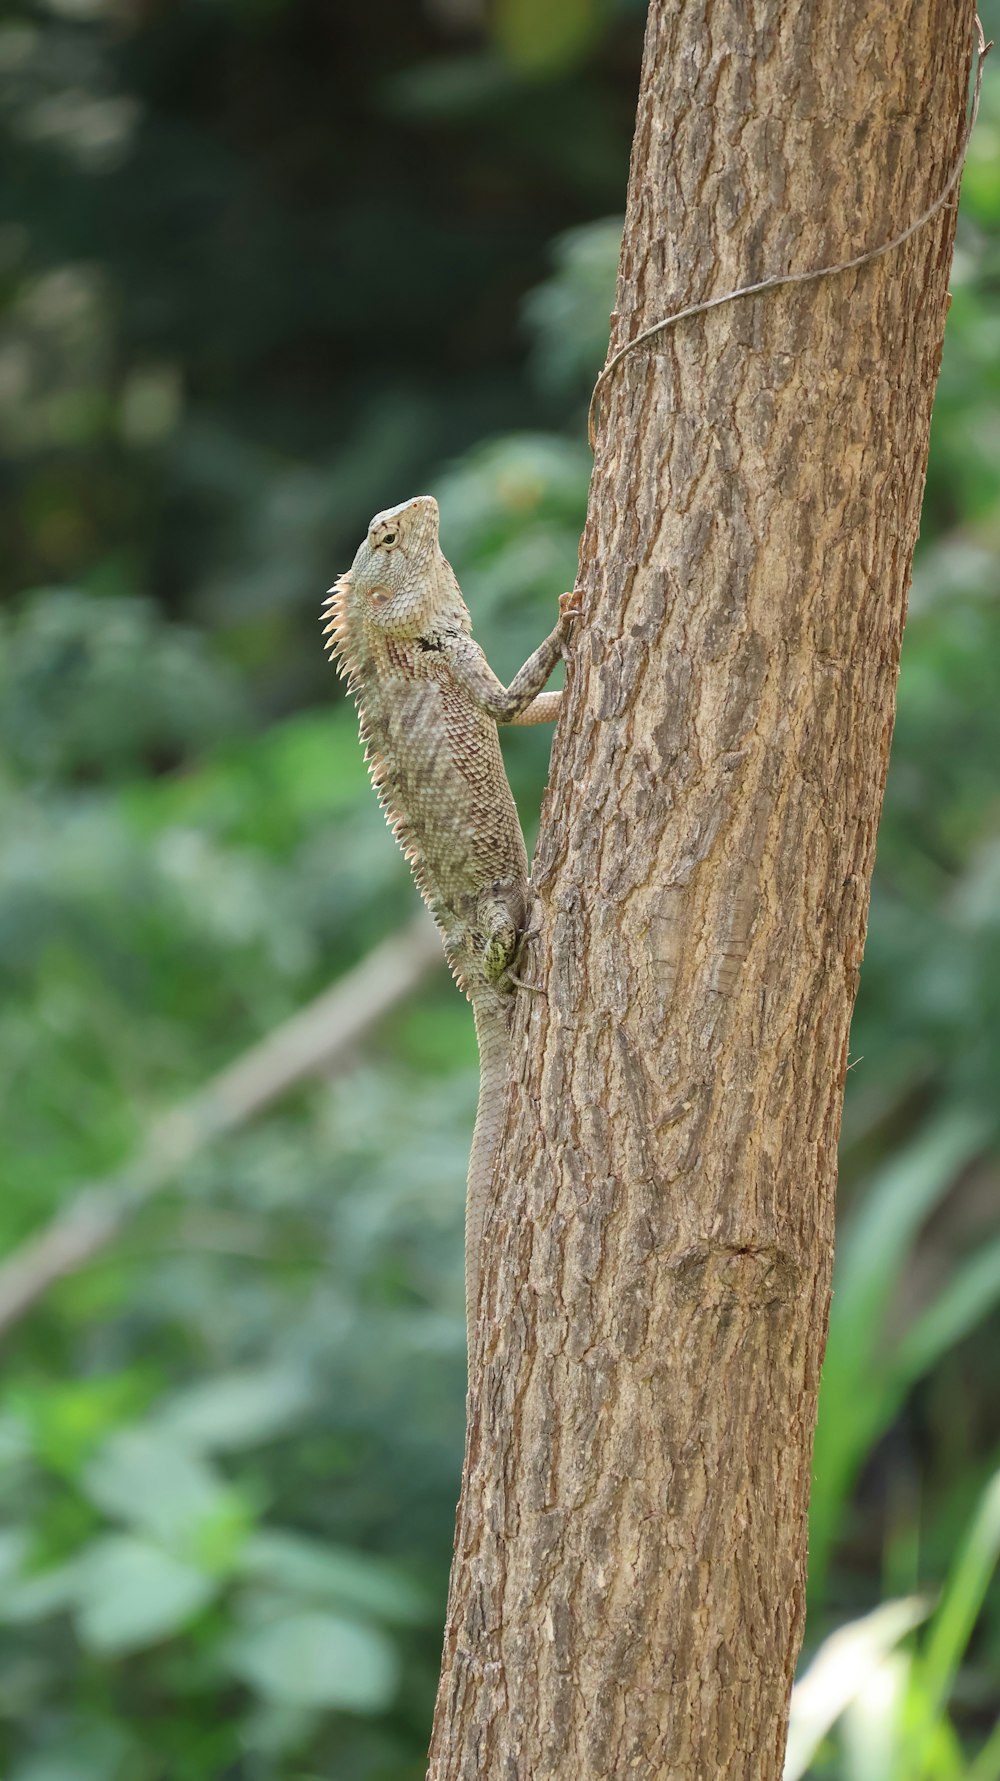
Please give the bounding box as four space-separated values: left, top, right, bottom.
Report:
428 2 971 1776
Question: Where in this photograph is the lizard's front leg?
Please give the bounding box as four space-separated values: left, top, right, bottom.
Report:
441 591 579 725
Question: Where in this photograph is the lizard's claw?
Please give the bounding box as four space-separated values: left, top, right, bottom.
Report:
559 590 582 659
509 922 547 994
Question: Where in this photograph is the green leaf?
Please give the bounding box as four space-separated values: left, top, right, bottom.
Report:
784 1597 928 1781
81 1426 238 1553
967 1714 1000 1781
8 1722 133 1781
810 1110 991 1596
0 1558 84 1626
154 1367 315 1452
839 1650 912 1781
74 1535 217 1654
523 218 622 395
226 1609 399 1712
0 590 246 781
239 1530 433 1626
892 1235 1000 1391
14 1373 152 1474
904 1467 1000 1776
493 0 606 73
0 1526 29 1583
832 1110 990 1337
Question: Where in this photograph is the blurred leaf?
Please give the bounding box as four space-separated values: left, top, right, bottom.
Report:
240 1530 433 1626
893 1236 1000 1393
377 53 518 122
839 1650 913 1781
810 1109 992 1596
13 1373 153 1474
968 1715 1000 1781
0 1412 33 1470
523 217 621 395
74 1535 217 1654
903 1467 1000 1777
81 1426 244 1558
0 1527 30 1583
493 0 608 73
437 432 590 561
832 1112 989 1332
0 1559 83 1627
784 1597 928 1781
8 1721 133 1781
0 592 247 781
154 1366 315 1452
225 1609 399 1711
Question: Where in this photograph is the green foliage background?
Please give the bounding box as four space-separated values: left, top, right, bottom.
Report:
0 2 997 1776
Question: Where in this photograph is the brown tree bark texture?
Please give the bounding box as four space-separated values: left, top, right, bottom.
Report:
428 2 970 1777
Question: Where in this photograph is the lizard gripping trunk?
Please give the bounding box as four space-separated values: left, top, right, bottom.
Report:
323 495 571 1357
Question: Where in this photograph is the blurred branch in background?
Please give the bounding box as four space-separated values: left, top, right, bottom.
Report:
0 918 441 1336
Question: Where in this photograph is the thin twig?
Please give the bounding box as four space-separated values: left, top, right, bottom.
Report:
588 13 991 449
0 916 442 1336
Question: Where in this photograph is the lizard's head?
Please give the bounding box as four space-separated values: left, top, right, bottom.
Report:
345 494 445 635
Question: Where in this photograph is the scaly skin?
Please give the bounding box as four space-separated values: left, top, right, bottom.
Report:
323 495 573 1359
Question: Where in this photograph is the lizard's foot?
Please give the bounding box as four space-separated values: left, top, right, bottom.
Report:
509 974 547 996
483 939 514 984
478 882 528 987
558 590 581 661
483 919 519 986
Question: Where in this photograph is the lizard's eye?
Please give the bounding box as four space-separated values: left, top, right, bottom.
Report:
381 529 397 547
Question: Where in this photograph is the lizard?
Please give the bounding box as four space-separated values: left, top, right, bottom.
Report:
322 494 575 1361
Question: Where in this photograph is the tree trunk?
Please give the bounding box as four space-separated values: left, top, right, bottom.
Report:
428 2 971 1775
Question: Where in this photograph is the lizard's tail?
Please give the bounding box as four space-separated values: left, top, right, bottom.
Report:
467 996 512 1360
